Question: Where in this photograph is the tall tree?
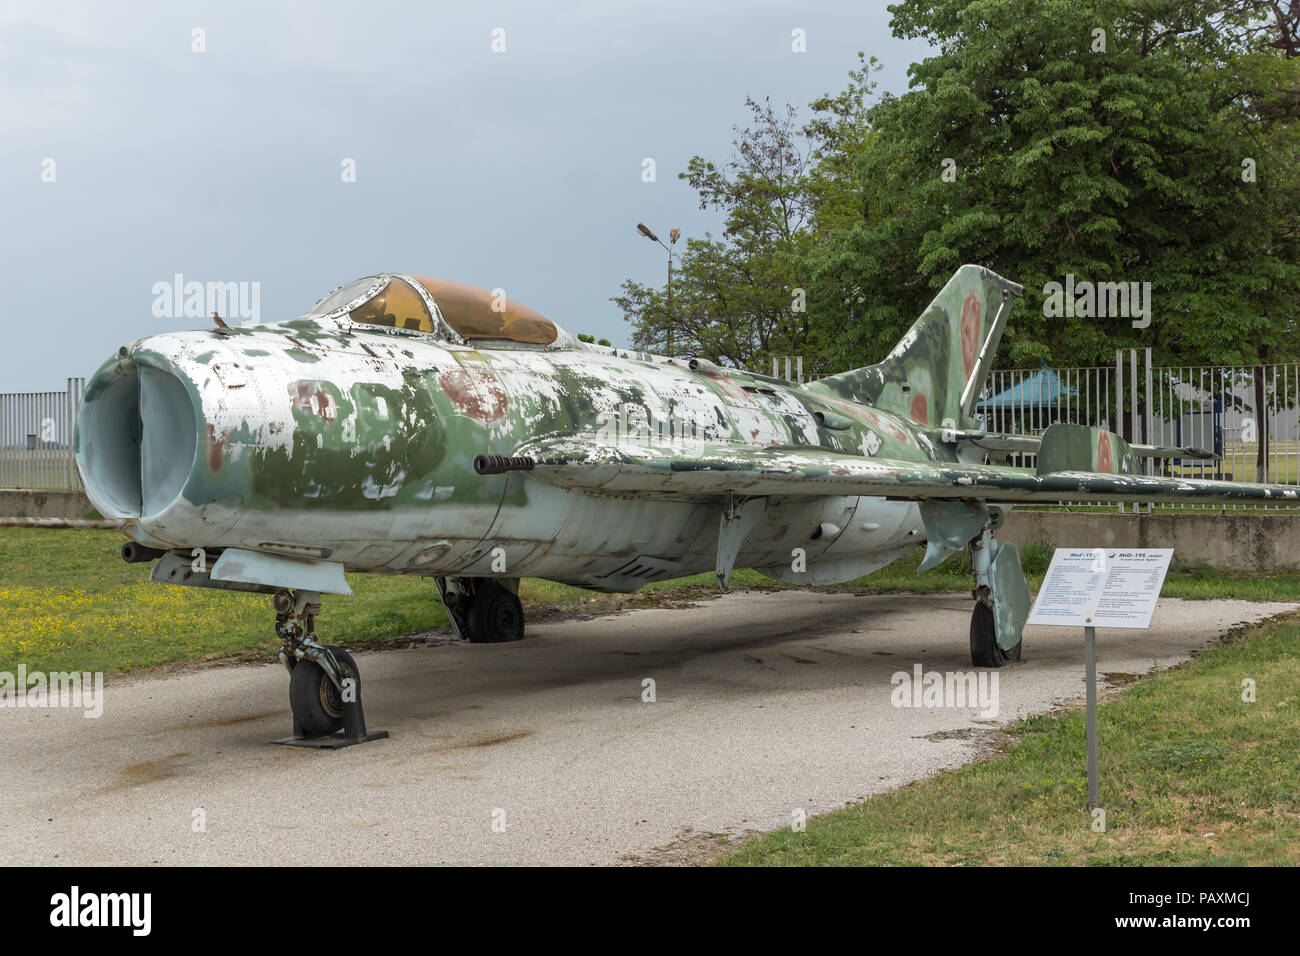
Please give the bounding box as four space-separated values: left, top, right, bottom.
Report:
612 97 816 368
807 0 1300 373
614 2 1300 383
614 73 883 374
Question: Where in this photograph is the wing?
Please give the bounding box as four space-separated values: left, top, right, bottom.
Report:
503 433 1298 507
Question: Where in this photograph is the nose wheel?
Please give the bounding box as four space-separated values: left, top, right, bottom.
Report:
272 589 389 749
289 648 360 737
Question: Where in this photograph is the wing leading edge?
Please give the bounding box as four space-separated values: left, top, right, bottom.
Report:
516 435 1300 506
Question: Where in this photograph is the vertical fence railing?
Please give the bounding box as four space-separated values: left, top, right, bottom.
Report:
0 378 86 491
1143 363 1300 510
978 366 1113 470
746 358 1300 512
976 359 1300 512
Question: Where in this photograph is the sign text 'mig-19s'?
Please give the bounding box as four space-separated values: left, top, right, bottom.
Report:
75 267 1297 741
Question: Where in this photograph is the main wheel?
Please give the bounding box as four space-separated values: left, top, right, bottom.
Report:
466 581 525 643
969 602 1021 667
288 648 359 737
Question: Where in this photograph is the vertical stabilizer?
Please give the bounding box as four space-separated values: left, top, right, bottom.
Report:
809 265 1023 428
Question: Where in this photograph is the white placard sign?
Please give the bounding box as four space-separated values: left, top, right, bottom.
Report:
1027 548 1173 629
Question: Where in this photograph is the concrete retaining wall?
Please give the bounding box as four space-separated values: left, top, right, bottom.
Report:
1001 510 1300 571
0 490 99 520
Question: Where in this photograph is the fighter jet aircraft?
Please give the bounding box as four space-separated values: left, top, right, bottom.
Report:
74 265 1299 743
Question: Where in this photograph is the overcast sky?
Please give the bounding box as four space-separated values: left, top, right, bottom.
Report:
0 0 933 392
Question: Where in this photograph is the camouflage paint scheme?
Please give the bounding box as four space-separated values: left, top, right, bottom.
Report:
75 265 1300 626
1034 424 1136 476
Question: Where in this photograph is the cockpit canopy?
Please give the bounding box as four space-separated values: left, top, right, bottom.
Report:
304 274 558 346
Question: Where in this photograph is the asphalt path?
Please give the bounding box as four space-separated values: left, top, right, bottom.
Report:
2 590 1291 865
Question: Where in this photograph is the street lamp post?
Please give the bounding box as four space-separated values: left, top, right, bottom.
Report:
636 222 679 357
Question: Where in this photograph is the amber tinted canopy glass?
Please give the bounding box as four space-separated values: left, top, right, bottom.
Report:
349 276 435 333
305 275 432 331
410 276 557 344
307 274 557 344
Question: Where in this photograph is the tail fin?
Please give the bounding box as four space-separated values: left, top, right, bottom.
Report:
811 265 1022 428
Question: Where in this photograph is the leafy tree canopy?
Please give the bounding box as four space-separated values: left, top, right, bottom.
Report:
614 0 1300 374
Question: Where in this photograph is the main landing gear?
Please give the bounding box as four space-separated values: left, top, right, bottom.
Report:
967 525 1029 668
435 577 526 644
918 501 1030 669
272 588 388 749
969 599 1020 667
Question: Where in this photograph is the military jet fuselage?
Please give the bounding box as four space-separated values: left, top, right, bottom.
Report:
78 297 926 591
75 268 1299 742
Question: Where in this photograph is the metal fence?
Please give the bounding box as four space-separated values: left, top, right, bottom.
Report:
977 351 1300 511
763 350 1300 512
0 379 86 491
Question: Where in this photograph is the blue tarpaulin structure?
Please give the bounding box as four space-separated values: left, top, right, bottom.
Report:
976 368 1077 412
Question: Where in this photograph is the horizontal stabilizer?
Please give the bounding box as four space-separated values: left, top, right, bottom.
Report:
1035 424 1137 476
946 427 1215 462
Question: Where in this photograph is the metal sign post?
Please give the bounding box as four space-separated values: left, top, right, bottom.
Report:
1026 549 1174 813
1084 624 1099 808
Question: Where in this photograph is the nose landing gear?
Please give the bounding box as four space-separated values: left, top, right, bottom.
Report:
271 588 389 749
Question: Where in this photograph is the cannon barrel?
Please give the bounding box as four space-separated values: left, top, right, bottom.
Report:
121 541 167 563
473 454 536 476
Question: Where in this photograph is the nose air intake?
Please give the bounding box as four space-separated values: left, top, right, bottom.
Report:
75 359 198 519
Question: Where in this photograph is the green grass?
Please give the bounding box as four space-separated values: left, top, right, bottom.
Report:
720 612 1300 866
832 540 1300 602
2 529 1298 676
0 529 456 675
0 530 767 675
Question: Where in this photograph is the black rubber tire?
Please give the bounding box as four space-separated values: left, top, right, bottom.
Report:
288 648 359 737
969 602 1021 667
466 581 525 643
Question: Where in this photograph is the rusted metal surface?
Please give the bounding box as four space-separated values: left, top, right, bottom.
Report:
0 516 124 529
